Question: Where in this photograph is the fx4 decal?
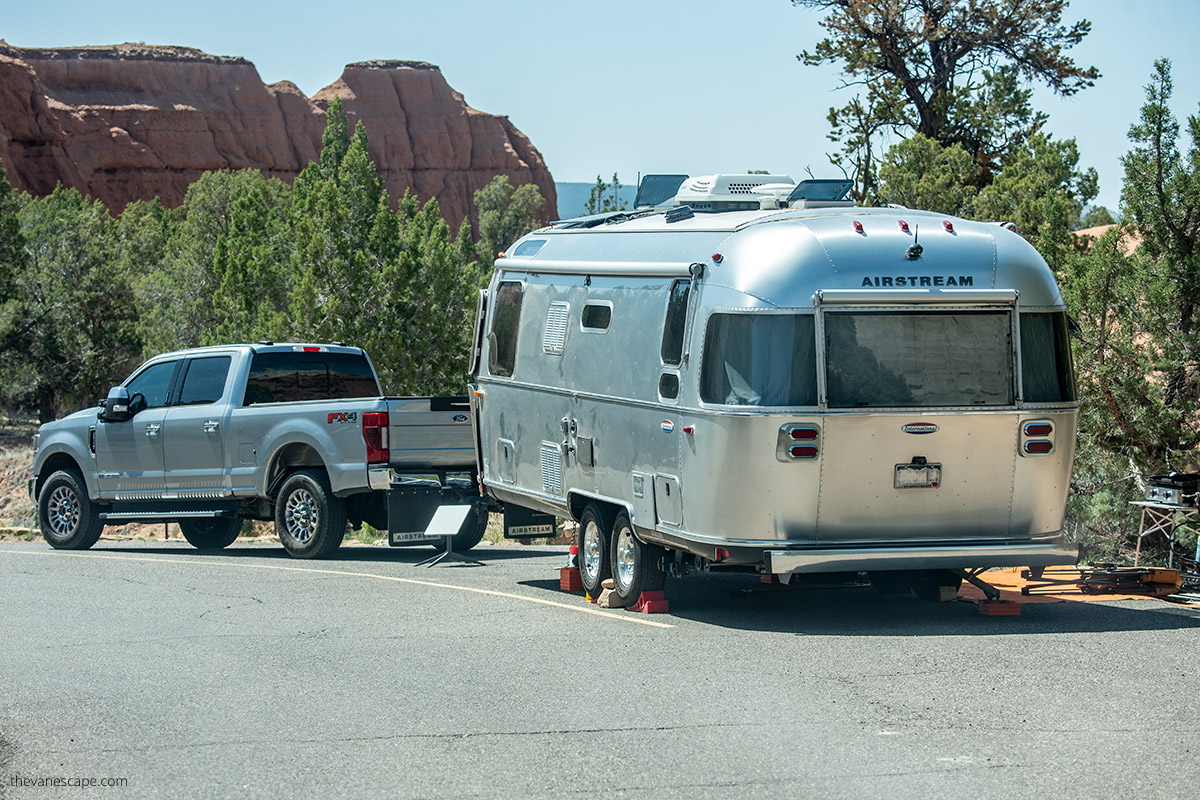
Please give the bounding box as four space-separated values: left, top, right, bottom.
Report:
328 412 359 424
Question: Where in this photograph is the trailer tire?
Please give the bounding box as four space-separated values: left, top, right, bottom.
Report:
179 517 241 550
38 470 103 550
610 510 665 607
578 502 612 597
276 470 346 559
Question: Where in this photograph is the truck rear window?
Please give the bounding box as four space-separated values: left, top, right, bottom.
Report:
242 352 380 405
825 311 1013 407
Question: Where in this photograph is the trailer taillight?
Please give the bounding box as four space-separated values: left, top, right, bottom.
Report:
362 411 389 464
1019 419 1055 457
778 424 820 462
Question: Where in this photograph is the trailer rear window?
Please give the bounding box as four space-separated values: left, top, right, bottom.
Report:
700 313 817 406
242 352 380 405
825 311 1013 407
488 282 524 378
1020 311 1076 403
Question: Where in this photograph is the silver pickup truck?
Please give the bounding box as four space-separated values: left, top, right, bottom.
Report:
29 343 486 558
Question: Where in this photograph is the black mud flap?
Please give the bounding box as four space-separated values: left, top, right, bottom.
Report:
503 504 556 539
388 481 476 545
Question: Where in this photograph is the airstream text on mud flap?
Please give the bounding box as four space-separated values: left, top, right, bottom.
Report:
471 174 1079 606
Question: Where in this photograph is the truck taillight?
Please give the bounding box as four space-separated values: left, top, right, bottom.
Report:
362 412 389 464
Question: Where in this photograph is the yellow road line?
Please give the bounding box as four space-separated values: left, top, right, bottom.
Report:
0 547 676 629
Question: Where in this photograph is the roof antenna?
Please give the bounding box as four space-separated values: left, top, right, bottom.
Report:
907 224 923 260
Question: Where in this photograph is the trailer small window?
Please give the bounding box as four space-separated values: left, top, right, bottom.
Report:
1021 312 1076 403
700 314 817 406
825 311 1013 407
661 279 691 365
488 282 524 378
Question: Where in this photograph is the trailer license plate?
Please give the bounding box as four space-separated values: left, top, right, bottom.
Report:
894 463 941 489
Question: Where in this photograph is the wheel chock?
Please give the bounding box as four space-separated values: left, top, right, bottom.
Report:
560 567 583 592
978 599 1021 616
630 591 669 614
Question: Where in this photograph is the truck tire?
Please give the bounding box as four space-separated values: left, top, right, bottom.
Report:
179 517 241 550
38 469 103 550
578 502 612 597
275 470 346 559
429 505 488 552
610 510 666 607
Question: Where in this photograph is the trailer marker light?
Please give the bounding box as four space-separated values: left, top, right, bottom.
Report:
853 220 865 234
789 427 818 440
682 425 695 435
712 253 724 264
1024 422 1053 437
899 220 910 233
943 220 955 233
1024 440 1053 454
715 548 731 562
789 445 818 459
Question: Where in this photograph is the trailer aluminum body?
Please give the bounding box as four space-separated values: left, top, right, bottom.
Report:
472 187 1079 605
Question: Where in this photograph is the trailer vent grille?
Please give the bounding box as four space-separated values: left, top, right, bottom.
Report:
543 302 569 355
541 442 563 494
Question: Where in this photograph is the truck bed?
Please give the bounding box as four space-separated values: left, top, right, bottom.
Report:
385 396 477 471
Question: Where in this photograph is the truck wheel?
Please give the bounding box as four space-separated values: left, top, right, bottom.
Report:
610 510 665 607
909 569 963 602
38 470 103 550
578 502 612 597
276 470 346 559
179 517 241 550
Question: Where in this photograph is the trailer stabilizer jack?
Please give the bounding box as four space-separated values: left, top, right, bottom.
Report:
954 568 1003 602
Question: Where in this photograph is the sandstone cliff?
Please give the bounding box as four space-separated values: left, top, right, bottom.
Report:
0 43 555 230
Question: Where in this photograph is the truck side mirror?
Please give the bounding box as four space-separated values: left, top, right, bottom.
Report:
99 386 132 422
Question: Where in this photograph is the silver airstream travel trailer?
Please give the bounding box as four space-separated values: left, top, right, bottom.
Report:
471 175 1079 606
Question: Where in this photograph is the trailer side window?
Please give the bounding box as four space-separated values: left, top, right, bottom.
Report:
1020 311 1076 403
700 314 817 406
825 311 1013 407
661 279 691 365
488 282 524 378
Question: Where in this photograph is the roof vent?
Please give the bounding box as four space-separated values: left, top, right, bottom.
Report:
664 205 695 224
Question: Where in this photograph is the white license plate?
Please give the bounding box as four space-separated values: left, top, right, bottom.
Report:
894 463 941 489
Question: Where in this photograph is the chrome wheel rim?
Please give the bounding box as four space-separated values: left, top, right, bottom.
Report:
46 485 80 539
614 524 635 591
284 488 318 544
582 518 603 583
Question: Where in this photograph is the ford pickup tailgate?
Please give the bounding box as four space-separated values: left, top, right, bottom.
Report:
385 396 476 470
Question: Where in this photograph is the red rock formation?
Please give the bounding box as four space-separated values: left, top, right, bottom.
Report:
0 42 555 229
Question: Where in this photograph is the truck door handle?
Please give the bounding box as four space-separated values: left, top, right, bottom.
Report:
144 423 161 437
203 420 220 433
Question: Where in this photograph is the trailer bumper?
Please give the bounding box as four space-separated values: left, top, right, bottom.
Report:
764 541 1079 576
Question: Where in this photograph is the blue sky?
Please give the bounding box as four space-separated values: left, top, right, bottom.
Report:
3 0 1198 213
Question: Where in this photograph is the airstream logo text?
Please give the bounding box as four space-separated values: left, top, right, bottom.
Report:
861 276 974 287
901 423 939 434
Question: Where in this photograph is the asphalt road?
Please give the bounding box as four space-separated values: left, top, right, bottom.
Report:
1 540 1198 799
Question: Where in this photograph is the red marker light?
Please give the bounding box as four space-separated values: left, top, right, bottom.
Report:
943 220 954 233
853 220 865 234
1024 440 1054 454
789 445 818 459
683 425 696 435
898 220 910 233
789 427 818 440
712 253 724 263
715 548 731 562
1024 422 1053 437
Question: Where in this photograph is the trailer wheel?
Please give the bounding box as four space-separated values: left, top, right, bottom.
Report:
610 510 665 607
578 502 612 597
276 470 346 559
38 470 103 550
179 517 241 550
909 569 963 602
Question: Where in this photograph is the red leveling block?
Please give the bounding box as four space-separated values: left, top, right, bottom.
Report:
559 567 583 592
630 591 669 614
978 599 1021 616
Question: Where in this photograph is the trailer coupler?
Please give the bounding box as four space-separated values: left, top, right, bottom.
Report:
953 568 1002 601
